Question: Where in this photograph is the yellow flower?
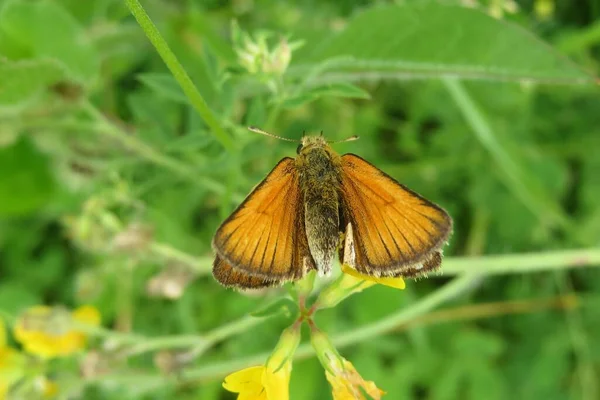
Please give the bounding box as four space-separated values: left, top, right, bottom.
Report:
223 325 299 400
326 359 385 400
223 361 291 400
36 376 59 398
14 305 100 358
341 264 406 289
223 365 267 400
316 264 405 309
0 319 25 400
310 324 385 399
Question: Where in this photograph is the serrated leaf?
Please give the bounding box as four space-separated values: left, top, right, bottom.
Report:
250 297 298 319
0 0 99 81
0 59 65 109
0 138 56 217
137 73 187 103
292 3 594 84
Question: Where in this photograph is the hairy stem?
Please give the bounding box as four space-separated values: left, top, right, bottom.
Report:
441 248 600 275
181 273 481 382
123 0 234 151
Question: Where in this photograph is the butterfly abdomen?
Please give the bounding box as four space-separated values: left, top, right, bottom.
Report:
297 145 342 276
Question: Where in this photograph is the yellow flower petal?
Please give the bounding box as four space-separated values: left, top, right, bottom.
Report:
326 358 385 400
14 305 101 359
0 347 25 399
0 319 25 398
341 264 405 289
0 382 8 400
223 326 298 400
72 305 101 327
0 319 6 348
40 377 59 398
263 361 291 400
223 366 266 398
222 362 293 400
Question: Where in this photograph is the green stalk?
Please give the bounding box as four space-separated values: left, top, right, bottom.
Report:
151 246 600 278
124 0 234 151
150 242 213 274
68 245 600 395
185 247 600 278
123 315 267 357
441 248 600 276
181 274 480 382
442 77 570 229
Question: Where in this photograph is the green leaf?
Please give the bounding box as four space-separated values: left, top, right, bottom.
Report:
311 82 371 99
292 3 594 84
0 138 56 217
282 82 370 108
137 73 188 103
0 0 99 81
0 59 65 109
281 92 320 108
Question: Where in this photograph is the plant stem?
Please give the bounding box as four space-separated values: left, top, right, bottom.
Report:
123 0 234 151
553 273 598 400
330 273 481 347
441 77 571 229
441 248 600 276
118 315 268 358
179 245 600 380
181 273 481 382
150 242 212 273
149 246 600 278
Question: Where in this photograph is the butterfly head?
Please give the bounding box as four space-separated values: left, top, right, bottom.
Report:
296 135 329 155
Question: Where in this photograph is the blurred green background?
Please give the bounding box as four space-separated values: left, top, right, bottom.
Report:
1 0 599 399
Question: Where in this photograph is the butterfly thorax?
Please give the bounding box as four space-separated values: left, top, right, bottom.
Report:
295 137 342 276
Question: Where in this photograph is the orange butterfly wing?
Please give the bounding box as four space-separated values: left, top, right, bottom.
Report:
212 158 315 287
212 256 278 289
339 154 452 277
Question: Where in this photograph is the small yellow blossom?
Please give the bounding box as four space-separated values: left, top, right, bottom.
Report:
341 264 406 289
36 376 59 398
14 305 100 358
316 264 405 309
0 319 25 399
310 324 385 399
223 325 299 400
326 359 385 400
223 365 267 399
223 363 292 400
223 358 292 400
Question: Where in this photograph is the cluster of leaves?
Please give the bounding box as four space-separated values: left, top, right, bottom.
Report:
0 0 599 399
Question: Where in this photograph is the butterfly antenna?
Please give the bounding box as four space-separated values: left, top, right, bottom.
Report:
328 135 360 144
248 126 299 142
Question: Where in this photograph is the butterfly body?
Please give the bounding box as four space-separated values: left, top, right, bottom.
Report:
296 136 342 276
212 133 452 290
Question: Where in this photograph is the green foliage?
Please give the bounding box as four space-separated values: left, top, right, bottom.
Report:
294 3 593 83
0 138 56 216
0 0 599 399
0 0 99 81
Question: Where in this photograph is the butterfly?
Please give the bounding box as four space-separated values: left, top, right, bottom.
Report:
212 128 452 289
